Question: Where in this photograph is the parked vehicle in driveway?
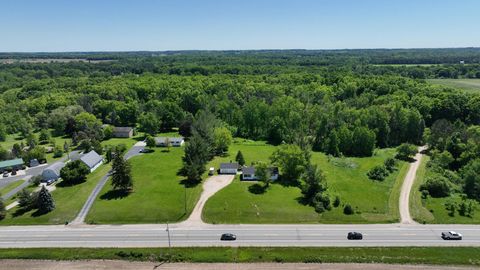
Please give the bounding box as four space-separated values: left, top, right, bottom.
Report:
441 231 462 240
347 232 363 240
2 171 9 178
209 167 215 175
220 233 236 241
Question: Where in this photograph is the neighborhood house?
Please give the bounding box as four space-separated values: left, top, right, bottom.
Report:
154 137 184 147
0 158 24 172
80 150 103 172
241 166 279 181
219 162 239 174
42 162 66 182
113 126 134 138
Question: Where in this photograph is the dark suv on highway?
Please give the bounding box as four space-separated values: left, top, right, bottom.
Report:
220 233 237 241
347 232 363 240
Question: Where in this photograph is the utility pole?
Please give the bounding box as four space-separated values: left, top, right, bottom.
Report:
166 222 171 249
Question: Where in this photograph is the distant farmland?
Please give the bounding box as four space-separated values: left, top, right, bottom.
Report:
427 79 480 93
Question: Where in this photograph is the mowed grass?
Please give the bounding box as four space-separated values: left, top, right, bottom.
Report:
0 164 111 225
427 79 480 93
204 140 407 224
0 247 478 266
411 155 480 224
86 147 202 224
0 180 24 196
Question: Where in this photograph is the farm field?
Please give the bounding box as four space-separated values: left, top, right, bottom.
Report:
427 79 480 93
0 164 111 225
203 141 407 224
86 146 202 224
411 156 480 224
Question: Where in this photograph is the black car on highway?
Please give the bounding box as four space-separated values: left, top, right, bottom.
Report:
441 231 462 240
220 233 237 241
347 232 363 240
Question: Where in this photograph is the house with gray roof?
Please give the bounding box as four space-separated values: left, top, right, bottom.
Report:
219 162 239 174
42 162 66 182
113 127 134 138
80 150 103 172
241 166 279 181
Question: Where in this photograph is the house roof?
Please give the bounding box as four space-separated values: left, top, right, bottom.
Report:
44 162 65 175
113 127 133 133
0 158 24 168
242 166 279 175
220 162 239 170
243 166 255 175
80 150 103 169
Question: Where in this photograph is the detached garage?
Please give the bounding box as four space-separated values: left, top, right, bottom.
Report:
42 162 65 182
219 162 239 174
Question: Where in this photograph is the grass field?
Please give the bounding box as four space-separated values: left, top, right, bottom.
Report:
204 141 407 224
427 79 480 93
0 247 478 265
411 155 480 224
86 146 202 224
0 164 111 225
0 180 24 196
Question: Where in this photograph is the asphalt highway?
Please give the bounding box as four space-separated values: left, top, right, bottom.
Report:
0 223 479 248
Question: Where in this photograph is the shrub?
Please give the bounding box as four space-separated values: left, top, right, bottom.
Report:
420 176 450 198
384 157 397 172
344 204 354 215
333 196 341 207
367 165 389 181
396 143 417 161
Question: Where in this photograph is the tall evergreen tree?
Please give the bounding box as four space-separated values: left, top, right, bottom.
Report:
235 150 245 166
178 132 209 182
111 153 133 191
36 186 55 214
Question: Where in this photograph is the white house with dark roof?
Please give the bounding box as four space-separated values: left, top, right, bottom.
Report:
42 162 66 182
80 150 103 172
219 162 239 174
154 137 184 147
241 166 279 181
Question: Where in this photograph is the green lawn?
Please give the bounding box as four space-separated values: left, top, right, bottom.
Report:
0 180 24 196
411 155 480 224
204 142 407 224
427 79 480 93
0 164 111 225
86 146 202 224
100 135 144 149
0 247 478 266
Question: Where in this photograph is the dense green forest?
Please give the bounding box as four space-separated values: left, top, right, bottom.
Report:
1 49 480 205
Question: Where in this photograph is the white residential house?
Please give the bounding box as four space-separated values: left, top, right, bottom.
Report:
241 166 279 181
154 137 184 147
219 162 239 174
80 150 103 172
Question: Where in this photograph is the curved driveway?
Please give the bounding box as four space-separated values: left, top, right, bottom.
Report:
399 146 426 224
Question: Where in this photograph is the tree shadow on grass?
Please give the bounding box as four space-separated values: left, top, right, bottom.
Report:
31 209 50 217
248 183 267 195
56 180 85 188
100 189 130 200
12 206 30 217
180 178 201 188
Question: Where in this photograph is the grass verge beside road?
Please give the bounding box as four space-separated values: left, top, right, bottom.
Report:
204 144 407 224
411 155 480 224
86 147 202 224
0 181 24 196
0 247 478 265
0 164 111 225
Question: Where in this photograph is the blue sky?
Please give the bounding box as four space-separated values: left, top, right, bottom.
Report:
0 0 479 51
